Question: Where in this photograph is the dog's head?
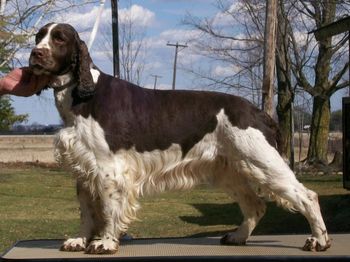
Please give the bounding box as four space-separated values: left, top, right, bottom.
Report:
29 23 95 98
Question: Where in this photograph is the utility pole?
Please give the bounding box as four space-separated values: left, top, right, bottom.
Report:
167 42 187 90
111 0 120 78
262 0 277 117
151 74 162 90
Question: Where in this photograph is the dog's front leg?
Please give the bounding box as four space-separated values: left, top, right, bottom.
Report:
85 167 139 254
61 179 98 252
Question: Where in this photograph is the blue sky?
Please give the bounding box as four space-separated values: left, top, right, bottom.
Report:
8 0 347 125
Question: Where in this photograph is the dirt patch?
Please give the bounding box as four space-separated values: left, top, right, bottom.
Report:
0 135 55 163
0 161 59 169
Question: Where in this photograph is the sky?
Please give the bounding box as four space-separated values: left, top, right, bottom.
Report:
7 0 348 125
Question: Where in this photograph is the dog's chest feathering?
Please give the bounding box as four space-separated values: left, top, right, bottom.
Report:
54 86 75 126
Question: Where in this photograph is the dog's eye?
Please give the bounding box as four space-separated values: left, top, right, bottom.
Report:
52 32 66 44
35 31 45 44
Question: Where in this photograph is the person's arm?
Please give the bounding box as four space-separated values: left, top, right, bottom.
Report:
0 68 51 97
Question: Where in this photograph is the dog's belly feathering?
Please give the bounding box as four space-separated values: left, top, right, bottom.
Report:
55 114 220 195
55 107 267 196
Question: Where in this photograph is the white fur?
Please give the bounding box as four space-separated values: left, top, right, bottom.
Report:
86 238 118 254
90 68 100 84
61 237 86 251
36 23 57 49
50 72 74 89
54 85 75 126
54 103 330 253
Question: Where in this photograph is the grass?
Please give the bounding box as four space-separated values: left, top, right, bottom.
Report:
0 164 349 254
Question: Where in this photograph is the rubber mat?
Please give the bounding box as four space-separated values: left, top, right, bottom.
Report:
2 234 350 261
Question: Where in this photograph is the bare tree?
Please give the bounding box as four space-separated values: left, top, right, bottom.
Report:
183 0 350 167
183 0 295 158
182 0 266 106
99 1 148 85
289 0 350 165
184 1 296 164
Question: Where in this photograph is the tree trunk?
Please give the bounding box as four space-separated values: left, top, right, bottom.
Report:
304 1 336 166
307 96 330 165
262 0 277 117
276 70 292 161
276 0 293 164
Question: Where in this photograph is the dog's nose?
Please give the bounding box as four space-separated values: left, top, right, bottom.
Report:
31 48 47 58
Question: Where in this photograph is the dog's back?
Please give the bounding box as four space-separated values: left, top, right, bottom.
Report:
73 72 281 157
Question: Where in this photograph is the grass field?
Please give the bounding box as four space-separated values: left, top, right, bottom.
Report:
0 164 349 254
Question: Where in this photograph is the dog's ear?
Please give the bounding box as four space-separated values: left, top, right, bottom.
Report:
76 40 95 99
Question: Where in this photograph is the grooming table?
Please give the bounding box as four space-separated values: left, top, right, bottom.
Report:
2 234 350 261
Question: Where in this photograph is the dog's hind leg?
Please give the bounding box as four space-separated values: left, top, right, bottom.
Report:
221 185 266 245
228 127 330 251
264 174 331 251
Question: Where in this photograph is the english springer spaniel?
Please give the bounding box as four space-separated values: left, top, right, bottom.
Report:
29 23 330 254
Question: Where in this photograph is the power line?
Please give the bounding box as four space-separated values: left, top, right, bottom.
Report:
166 42 187 90
151 74 162 90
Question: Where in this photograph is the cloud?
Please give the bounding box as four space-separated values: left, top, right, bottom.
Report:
52 4 155 39
54 5 106 33
119 4 155 27
212 1 246 27
212 65 241 77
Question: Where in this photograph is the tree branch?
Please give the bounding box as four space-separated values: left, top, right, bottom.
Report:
329 80 350 96
329 61 350 90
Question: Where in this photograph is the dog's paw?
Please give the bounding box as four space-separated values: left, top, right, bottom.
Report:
302 237 331 252
60 237 86 252
220 231 247 246
85 237 118 254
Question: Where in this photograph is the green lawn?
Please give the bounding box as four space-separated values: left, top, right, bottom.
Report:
0 164 349 253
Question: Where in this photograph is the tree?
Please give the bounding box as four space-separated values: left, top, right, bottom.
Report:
183 0 294 159
289 1 349 165
275 0 294 161
183 0 350 166
0 96 28 130
182 0 265 105
99 2 149 85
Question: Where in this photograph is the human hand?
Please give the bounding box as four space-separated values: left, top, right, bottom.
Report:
0 67 51 97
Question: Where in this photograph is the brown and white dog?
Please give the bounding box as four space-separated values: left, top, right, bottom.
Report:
29 23 330 254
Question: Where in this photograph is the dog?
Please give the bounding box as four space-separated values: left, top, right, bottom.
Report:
29 23 330 254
